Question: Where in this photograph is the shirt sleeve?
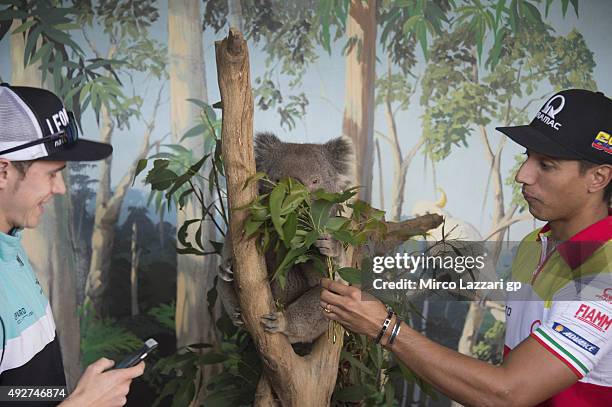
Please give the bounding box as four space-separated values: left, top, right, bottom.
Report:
531 277 612 379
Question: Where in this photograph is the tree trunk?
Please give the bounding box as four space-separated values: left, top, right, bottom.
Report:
130 222 139 316
84 88 161 315
216 28 344 407
10 20 81 390
375 139 384 210
83 106 113 315
168 0 221 402
227 0 244 32
342 0 377 203
216 29 444 406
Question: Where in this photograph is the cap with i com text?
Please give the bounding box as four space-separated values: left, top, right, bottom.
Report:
0 83 112 161
496 89 612 165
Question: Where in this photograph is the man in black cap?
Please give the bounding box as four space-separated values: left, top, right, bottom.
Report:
319 89 612 406
0 84 143 406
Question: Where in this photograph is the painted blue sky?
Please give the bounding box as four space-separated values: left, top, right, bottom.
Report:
1 1 611 240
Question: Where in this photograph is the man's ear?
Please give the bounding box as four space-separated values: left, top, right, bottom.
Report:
588 164 612 195
0 159 11 189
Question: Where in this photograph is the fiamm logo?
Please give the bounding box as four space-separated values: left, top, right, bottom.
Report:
574 303 612 332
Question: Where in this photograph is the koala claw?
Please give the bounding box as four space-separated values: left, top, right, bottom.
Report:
230 307 244 327
218 262 234 282
261 311 287 334
315 233 342 258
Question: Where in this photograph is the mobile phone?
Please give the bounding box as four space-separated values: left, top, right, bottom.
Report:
114 338 158 369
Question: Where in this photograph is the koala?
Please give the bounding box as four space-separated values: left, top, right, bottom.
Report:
218 132 353 344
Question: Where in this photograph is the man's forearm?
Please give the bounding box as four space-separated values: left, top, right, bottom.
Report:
384 321 513 407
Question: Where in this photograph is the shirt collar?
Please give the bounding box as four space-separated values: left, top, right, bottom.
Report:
0 227 23 259
537 208 612 269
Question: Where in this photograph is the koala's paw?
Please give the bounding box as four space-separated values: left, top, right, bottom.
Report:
260 311 288 334
315 233 342 258
218 261 234 282
230 307 244 327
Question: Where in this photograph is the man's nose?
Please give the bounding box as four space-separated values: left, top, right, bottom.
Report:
53 172 67 195
515 158 534 185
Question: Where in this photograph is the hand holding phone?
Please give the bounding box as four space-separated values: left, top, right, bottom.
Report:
115 338 158 369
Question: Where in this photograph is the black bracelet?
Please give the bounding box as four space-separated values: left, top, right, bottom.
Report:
388 318 402 345
374 306 394 344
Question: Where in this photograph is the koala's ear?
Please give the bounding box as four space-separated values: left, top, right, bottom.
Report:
254 132 281 164
323 136 354 177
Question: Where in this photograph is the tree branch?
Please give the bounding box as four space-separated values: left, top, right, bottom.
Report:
105 85 164 215
483 213 532 241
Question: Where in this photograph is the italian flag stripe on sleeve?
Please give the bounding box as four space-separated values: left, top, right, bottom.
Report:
531 328 588 378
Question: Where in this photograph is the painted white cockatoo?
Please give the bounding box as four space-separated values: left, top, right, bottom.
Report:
411 188 482 241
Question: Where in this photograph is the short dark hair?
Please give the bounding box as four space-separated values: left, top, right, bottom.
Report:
579 160 612 204
11 160 34 178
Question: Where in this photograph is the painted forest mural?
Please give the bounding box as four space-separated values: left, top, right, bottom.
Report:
0 0 609 406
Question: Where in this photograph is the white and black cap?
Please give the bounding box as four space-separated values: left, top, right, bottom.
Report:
0 83 112 161
497 89 612 165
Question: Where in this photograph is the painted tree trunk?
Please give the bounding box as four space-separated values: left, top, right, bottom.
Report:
84 107 114 315
168 0 221 403
10 20 81 390
130 222 139 316
227 0 244 32
342 0 377 203
84 85 161 315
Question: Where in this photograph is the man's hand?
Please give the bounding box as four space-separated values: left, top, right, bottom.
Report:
60 357 144 407
320 278 389 340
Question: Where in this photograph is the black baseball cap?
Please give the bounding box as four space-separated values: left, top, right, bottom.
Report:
0 83 112 161
497 89 612 165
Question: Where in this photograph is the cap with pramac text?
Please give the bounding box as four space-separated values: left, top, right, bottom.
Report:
496 89 612 165
0 83 112 161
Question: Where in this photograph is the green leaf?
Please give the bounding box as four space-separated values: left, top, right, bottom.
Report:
280 190 308 215
325 216 349 232
332 230 356 245
244 219 263 237
561 0 569 16
311 199 334 230
178 187 194 209
304 230 319 249
333 385 367 402
200 352 227 365
181 123 206 141
11 19 35 34
195 222 204 251
243 172 267 190
340 350 373 375
176 247 205 255
570 0 579 17
283 212 298 245
273 246 308 284
177 219 200 248
209 240 224 255
337 267 361 284
269 183 287 239
132 159 148 186
23 24 42 66
149 168 178 191
545 0 554 16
